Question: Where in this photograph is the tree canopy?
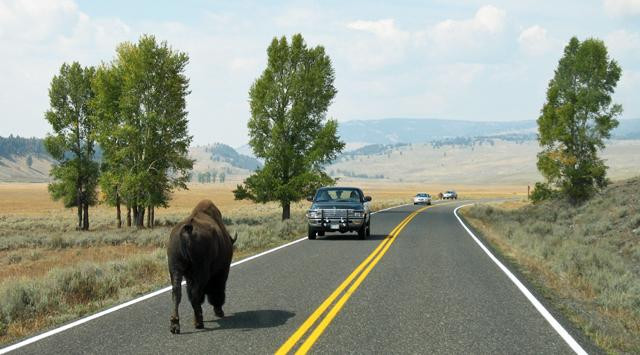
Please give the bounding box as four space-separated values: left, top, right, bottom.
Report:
535 36 622 203
44 62 100 230
234 34 344 219
93 35 193 227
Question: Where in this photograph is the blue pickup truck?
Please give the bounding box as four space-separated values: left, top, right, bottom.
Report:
306 187 372 240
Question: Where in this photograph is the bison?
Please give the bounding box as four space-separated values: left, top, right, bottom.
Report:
167 200 237 334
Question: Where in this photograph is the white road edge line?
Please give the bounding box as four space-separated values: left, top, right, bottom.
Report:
454 204 588 355
0 203 411 354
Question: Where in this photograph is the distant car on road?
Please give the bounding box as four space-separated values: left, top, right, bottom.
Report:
306 187 372 240
443 190 458 200
413 193 432 205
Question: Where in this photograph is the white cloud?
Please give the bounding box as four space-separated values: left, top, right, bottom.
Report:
0 0 133 140
518 25 558 55
347 18 409 41
416 5 507 59
603 0 640 17
345 18 410 70
0 0 79 41
606 30 640 58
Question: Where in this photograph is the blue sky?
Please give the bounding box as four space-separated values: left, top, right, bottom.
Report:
1 0 638 146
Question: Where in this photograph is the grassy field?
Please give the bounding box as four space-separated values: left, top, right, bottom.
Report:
328 139 640 185
460 177 640 354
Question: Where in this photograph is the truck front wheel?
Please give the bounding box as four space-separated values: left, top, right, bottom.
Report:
308 226 317 240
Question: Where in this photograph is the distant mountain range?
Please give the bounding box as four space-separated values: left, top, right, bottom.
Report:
336 118 640 145
209 143 262 171
2 118 639 182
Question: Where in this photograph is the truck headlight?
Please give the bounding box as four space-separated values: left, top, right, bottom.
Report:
307 210 321 219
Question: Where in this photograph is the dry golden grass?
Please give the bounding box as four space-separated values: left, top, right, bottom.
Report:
0 181 524 217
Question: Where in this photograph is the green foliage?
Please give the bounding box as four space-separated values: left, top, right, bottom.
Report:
196 171 218 183
0 135 48 159
530 182 557 203
234 34 344 219
93 35 194 226
26 155 32 168
44 62 100 230
536 37 622 203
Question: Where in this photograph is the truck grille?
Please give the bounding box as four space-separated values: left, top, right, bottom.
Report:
320 209 350 219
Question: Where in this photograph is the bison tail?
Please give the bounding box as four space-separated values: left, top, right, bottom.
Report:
231 232 238 245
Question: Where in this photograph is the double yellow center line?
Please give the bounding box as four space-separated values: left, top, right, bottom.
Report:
276 204 434 354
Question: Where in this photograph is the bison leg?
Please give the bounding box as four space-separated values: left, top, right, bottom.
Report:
187 280 205 329
207 267 230 318
169 269 183 334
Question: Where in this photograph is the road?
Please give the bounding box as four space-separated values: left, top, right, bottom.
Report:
6 201 591 354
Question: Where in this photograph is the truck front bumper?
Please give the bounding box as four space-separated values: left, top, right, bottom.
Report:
308 217 364 233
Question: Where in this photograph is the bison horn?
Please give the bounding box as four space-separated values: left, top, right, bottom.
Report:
231 232 238 244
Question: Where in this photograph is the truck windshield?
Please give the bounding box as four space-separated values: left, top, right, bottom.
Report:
315 189 362 202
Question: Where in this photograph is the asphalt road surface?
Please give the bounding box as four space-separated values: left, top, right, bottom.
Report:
5 201 592 354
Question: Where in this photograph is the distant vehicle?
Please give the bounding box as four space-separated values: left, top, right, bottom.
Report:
413 193 432 205
443 190 458 199
306 187 372 240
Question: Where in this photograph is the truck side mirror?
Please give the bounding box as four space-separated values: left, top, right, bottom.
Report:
365 196 372 202
306 195 314 202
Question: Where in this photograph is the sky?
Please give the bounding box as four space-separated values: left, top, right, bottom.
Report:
0 0 639 147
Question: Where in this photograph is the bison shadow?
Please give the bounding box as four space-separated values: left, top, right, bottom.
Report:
180 309 295 334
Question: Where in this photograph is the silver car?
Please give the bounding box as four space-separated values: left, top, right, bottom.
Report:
442 190 458 199
413 193 432 205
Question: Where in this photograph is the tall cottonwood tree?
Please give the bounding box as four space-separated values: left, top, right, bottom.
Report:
535 37 622 203
44 62 99 230
93 64 126 227
94 35 193 227
234 34 344 220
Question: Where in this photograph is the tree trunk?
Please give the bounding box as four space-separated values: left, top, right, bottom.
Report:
127 206 132 227
150 206 155 228
77 204 82 230
116 201 122 228
136 207 145 228
133 205 139 225
146 206 151 228
82 203 89 230
282 202 290 220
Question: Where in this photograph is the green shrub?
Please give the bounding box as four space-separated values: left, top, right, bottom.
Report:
530 182 557 203
0 281 42 322
50 265 117 304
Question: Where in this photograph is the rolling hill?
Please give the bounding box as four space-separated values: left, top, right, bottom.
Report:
2 118 638 185
337 118 640 145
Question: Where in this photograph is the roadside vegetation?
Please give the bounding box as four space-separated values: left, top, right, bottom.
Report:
461 177 640 353
533 36 622 204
